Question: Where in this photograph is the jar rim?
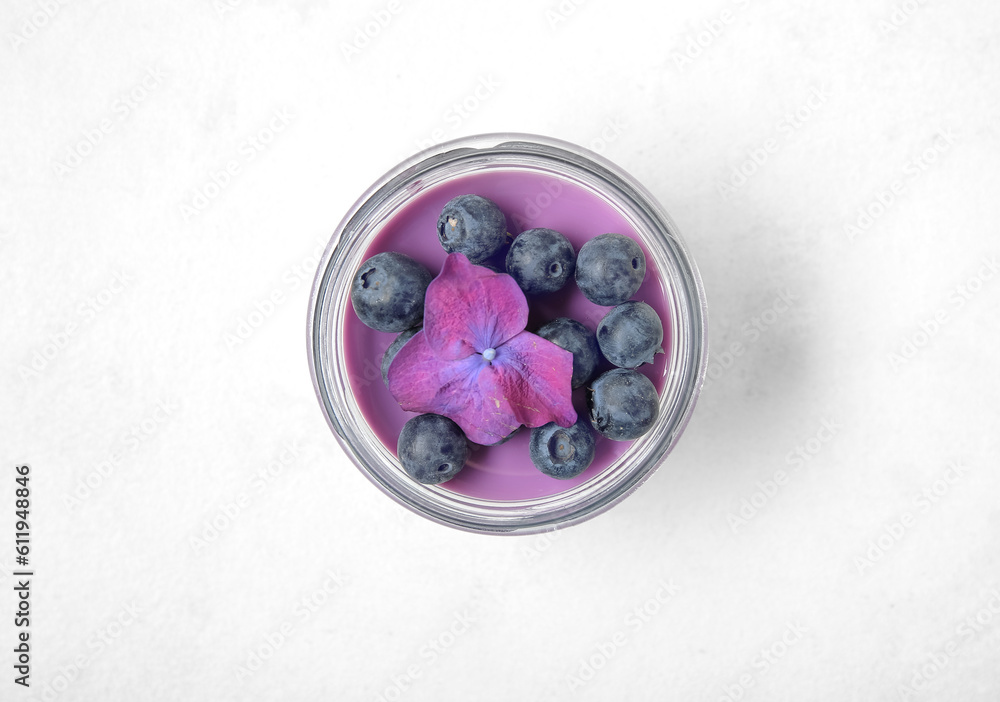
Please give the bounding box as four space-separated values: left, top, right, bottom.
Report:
307 133 708 535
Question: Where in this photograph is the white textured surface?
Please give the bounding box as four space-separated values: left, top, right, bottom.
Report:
3 0 1000 700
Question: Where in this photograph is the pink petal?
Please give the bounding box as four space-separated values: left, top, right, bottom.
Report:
423 253 529 361
487 331 577 430
387 330 520 444
387 330 483 416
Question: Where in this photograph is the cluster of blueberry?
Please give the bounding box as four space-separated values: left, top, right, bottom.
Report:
350 194 663 485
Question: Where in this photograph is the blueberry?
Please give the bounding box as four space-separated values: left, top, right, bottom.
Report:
536 318 600 389
479 261 505 274
597 301 664 368
381 326 421 387
505 228 576 295
437 195 508 263
351 252 432 333
575 233 646 306
529 419 596 479
587 369 659 441
397 414 470 484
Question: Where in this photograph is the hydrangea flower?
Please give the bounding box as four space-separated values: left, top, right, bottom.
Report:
387 253 577 445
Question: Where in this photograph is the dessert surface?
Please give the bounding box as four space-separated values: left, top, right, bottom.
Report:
344 169 672 499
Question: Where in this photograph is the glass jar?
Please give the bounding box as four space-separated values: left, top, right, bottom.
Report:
308 133 708 535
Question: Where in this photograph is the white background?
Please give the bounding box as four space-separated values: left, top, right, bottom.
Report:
3 0 999 700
